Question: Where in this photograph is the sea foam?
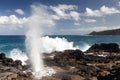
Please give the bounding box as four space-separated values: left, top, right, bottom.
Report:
9 36 90 66
9 48 28 65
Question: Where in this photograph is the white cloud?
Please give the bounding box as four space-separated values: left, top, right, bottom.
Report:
1 4 119 35
85 5 120 17
50 4 77 17
50 4 80 21
0 15 27 24
14 9 25 15
0 4 55 32
70 11 80 21
51 15 60 20
0 15 27 34
86 8 102 17
74 22 80 26
100 6 120 14
84 19 96 23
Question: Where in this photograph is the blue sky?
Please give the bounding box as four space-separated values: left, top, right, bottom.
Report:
0 0 120 35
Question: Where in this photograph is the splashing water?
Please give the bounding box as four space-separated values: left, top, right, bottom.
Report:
24 4 91 79
25 4 56 78
9 48 28 65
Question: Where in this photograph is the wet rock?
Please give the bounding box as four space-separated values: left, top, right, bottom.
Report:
0 53 6 59
0 52 34 80
3 58 14 66
25 72 32 77
53 49 84 67
0 44 120 80
14 60 23 70
16 65 23 71
64 49 84 60
87 43 120 53
14 60 22 66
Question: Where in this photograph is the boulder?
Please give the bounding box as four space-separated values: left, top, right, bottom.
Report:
25 72 32 77
53 49 84 67
17 65 23 70
87 43 120 53
14 60 22 66
14 60 23 70
3 58 14 66
0 53 6 59
64 49 84 60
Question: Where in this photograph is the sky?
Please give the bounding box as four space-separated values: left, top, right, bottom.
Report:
0 0 120 35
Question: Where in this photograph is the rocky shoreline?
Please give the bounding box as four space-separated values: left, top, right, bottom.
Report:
0 43 120 80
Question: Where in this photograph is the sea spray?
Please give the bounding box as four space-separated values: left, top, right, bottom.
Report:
9 48 28 65
26 28 44 72
25 4 56 78
39 36 75 53
24 4 90 78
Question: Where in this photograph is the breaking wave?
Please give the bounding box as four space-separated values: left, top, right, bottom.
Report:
9 36 90 65
9 48 28 65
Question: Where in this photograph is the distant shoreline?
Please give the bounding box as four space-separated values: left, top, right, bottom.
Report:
89 28 120 35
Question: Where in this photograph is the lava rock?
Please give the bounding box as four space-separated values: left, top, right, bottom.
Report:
3 58 14 66
14 60 23 70
87 43 120 53
62 74 84 80
14 60 22 66
64 49 84 60
53 49 84 67
0 72 18 80
0 53 6 59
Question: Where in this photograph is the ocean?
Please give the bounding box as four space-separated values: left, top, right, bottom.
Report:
0 35 120 56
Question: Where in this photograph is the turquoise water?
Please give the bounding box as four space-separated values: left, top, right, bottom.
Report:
0 35 120 55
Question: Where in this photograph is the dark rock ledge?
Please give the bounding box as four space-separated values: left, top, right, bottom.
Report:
0 43 120 80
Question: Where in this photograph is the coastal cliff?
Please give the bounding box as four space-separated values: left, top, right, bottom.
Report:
89 28 120 35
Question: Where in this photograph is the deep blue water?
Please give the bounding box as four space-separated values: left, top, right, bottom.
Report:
0 35 120 55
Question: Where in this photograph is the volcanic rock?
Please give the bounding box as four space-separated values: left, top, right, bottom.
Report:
0 53 6 59
3 58 14 66
14 60 23 70
0 43 120 80
52 49 84 67
0 72 18 80
87 43 120 53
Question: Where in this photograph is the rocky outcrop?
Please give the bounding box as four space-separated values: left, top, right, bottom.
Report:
86 43 120 53
44 43 120 80
0 53 34 80
89 28 120 35
53 50 84 67
0 53 23 70
0 43 120 80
